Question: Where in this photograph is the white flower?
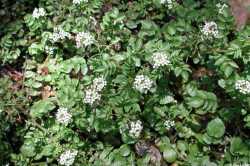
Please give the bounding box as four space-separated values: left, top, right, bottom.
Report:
160 0 166 4
163 96 177 104
167 0 174 9
160 0 174 9
84 88 101 105
201 21 219 39
32 8 46 18
93 76 107 92
58 150 78 166
45 46 55 55
216 3 228 14
152 52 170 69
129 120 143 138
83 76 107 105
73 0 88 5
50 27 71 43
56 108 72 125
75 32 94 48
164 119 175 130
133 75 153 94
235 80 250 94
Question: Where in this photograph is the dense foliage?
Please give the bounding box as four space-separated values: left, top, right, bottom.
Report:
1 0 250 165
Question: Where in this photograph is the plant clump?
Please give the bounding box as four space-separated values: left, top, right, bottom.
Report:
1 0 250 165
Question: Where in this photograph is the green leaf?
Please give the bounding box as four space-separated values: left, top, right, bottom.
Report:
41 145 55 156
230 137 243 155
229 137 249 156
163 148 177 163
188 97 204 108
20 143 36 157
166 25 176 35
224 66 233 78
177 140 188 152
100 147 114 160
206 118 225 138
119 144 131 157
186 90 217 113
30 100 55 118
28 43 43 56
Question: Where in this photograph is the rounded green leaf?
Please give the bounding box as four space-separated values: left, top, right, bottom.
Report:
119 144 131 157
206 118 225 138
188 97 204 108
20 144 36 157
30 100 55 118
163 148 177 163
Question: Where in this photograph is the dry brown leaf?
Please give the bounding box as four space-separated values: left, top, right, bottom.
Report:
102 3 112 13
135 140 150 156
0 66 23 81
147 145 162 164
192 67 213 79
229 0 250 29
41 85 55 99
37 66 49 76
171 163 178 166
135 140 163 165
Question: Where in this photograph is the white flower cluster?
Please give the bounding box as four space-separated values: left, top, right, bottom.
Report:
73 0 88 5
75 32 94 48
152 52 170 69
83 89 101 105
92 77 107 92
216 3 228 14
164 95 177 104
129 120 143 138
45 46 55 55
235 80 250 94
133 75 153 94
32 8 46 19
58 150 78 166
201 21 219 39
50 27 71 43
164 119 175 130
160 0 174 9
166 0 174 9
160 0 166 4
56 108 72 125
84 76 107 105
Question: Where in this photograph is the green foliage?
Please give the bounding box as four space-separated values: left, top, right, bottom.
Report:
30 100 55 118
186 89 218 114
1 0 250 165
206 118 225 138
